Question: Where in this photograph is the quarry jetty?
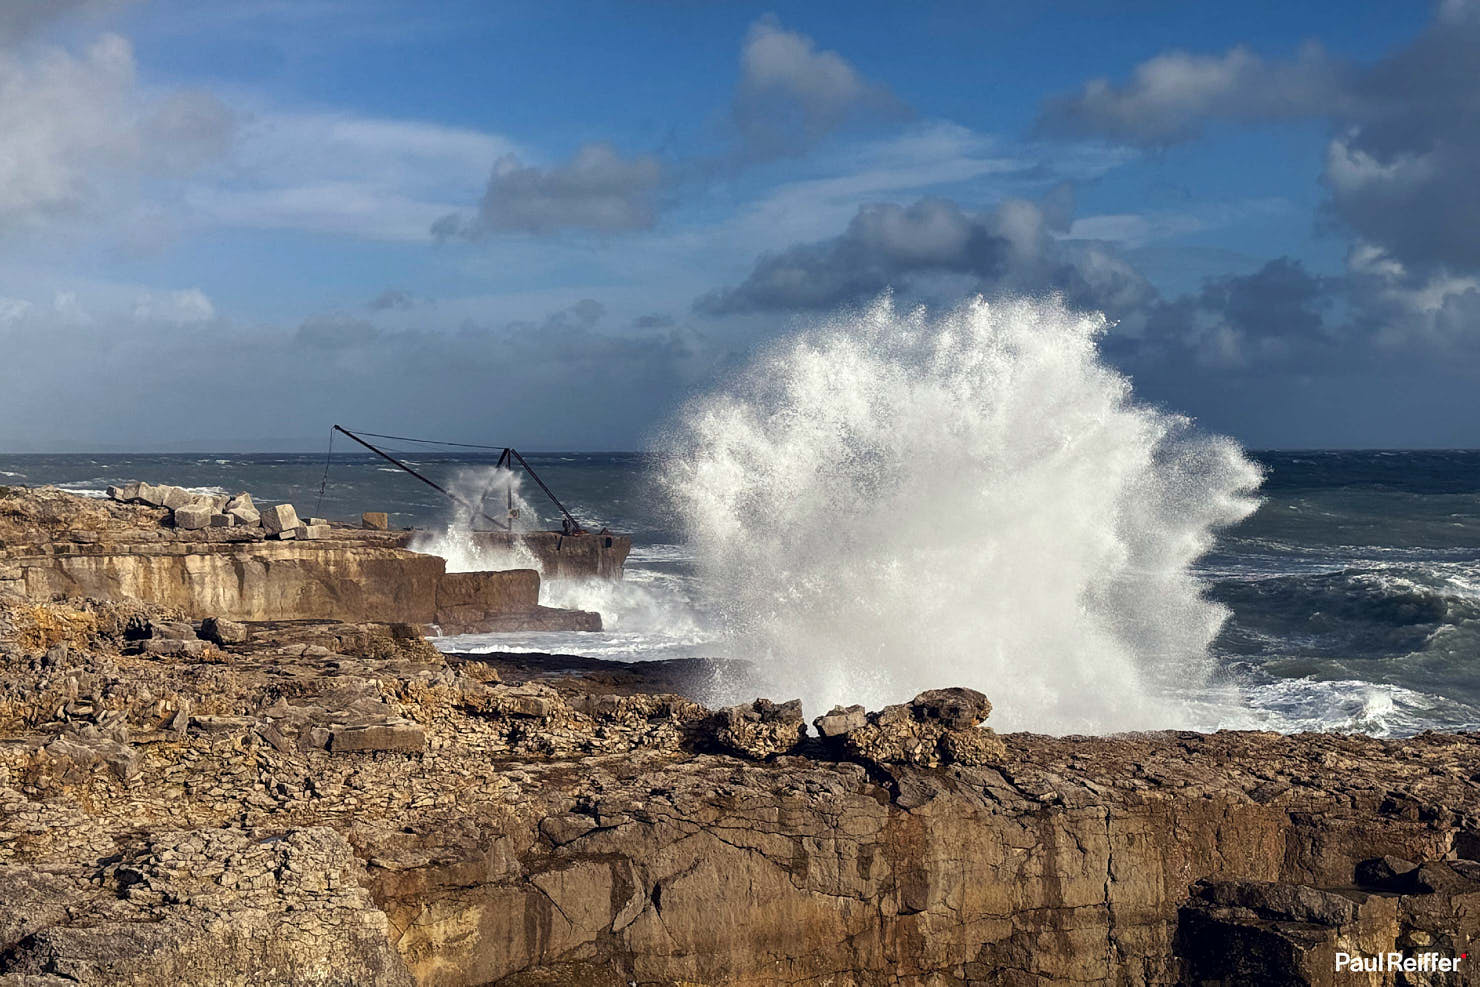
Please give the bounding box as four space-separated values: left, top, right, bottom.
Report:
4 486 1480 984
0 483 629 635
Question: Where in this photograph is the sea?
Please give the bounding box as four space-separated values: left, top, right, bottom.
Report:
3 447 1478 738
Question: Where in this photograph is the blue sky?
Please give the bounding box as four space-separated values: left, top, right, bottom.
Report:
0 0 1475 449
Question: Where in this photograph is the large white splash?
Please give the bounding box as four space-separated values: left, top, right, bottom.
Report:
659 295 1263 733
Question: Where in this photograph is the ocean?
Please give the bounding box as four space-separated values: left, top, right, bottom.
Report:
4 446 1478 738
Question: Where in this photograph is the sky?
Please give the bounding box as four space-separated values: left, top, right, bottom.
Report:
0 0 1477 450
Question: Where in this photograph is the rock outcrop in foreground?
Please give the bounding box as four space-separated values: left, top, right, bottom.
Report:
3 489 1480 985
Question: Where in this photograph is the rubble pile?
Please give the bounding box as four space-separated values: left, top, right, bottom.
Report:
104 483 333 540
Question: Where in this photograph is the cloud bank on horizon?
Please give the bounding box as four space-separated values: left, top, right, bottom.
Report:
0 0 1478 450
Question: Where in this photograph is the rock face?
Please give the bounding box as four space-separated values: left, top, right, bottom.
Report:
0 486 603 633
8 491 1480 984
5 592 1480 986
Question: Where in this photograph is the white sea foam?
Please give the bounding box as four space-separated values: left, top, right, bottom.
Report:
409 466 544 573
659 294 1263 732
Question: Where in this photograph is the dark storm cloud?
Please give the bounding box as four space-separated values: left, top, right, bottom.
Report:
730 15 908 161
1038 2 1480 279
1322 2 1480 274
433 143 663 238
695 191 1154 318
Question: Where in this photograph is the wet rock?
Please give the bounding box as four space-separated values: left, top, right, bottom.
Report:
711 698 806 759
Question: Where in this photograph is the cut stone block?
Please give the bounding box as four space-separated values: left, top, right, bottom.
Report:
361 512 389 530
159 486 193 510
209 513 232 528
260 503 300 534
173 504 212 530
228 505 260 526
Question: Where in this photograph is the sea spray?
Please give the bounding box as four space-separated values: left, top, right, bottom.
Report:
408 466 543 573
659 295 1263 733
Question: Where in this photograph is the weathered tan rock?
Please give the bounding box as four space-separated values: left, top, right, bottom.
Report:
158 486 193 511
362 511 389 530
259 503 300 535
199 616 247 645
842 686 1005 768
813 703 866 738
5 593 1480 986
710 697 806 759
171 504 211 530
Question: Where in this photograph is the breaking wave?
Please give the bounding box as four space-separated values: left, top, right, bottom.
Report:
660 295 1263 732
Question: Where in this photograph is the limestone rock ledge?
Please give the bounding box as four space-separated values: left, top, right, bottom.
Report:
3 596 1480 984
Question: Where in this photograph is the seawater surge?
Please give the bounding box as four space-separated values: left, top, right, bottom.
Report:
661 295 1263 733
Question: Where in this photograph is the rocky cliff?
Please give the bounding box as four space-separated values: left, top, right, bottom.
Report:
0 486 599 633
2 488 1479 985
1 590 1478 985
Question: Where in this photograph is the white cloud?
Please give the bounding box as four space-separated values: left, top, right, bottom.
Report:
0 33 233 230
0 297 33 325
185 111 521 241
731 15 906 159
1039 42 1346 145
132 288 215 325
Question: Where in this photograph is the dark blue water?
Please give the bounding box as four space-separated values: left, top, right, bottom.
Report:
4 449 1479 735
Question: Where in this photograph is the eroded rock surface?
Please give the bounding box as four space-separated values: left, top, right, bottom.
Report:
5 494 1480 984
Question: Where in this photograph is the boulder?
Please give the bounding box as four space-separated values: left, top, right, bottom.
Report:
134 482 167 507
107 482 140 503
362 511 389 530
209 513 233 528
260 503 300 535
150 620 197 640
228 504 261 526
327 720 426 753
813 704 867 739
909 687 992 728
200 616 248 646
308 517 329 527
296 524 331 540
172 504 212 530
159 486 193 510
842 687 1004 769
711 698 806 759
225 492 254 513
143 637 208 657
